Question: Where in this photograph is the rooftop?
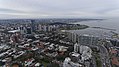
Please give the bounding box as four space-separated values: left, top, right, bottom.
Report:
8 30 20 33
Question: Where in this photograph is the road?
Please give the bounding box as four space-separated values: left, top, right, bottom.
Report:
84 42 111 67
92 56 97 67
98 45 111 67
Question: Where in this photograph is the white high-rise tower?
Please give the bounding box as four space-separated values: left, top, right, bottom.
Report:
74 43 79 53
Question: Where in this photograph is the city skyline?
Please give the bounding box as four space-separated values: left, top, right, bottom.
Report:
0 0 119 19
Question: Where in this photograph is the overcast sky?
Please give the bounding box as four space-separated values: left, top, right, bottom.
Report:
0 0 119 19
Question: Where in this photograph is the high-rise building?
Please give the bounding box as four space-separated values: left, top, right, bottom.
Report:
48 25 53 31
26 27 32 34
38 24 42 31
18 25 25 34
74 43 79 53
31 20 36 32
42 25 47 32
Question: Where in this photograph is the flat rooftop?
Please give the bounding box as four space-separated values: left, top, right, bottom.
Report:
8 30 20 33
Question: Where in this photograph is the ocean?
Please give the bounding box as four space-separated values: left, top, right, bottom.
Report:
74 18 119 33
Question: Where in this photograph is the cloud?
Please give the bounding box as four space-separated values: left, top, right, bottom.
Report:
0 8 26 14
0 0 119 19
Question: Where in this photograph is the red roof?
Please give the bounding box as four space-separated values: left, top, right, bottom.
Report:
110 49 117 54
112 57 119 66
